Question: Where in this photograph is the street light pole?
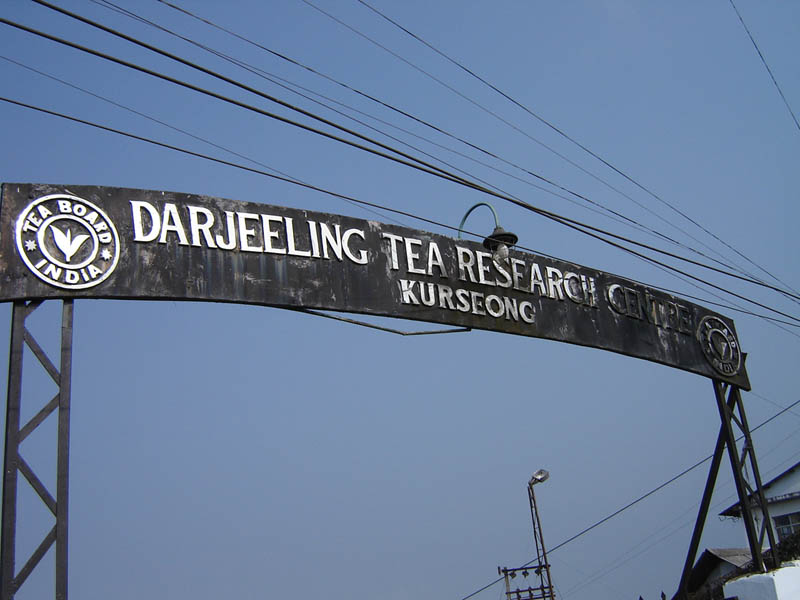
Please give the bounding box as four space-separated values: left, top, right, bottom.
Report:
498 470 556 600
528 471 555 600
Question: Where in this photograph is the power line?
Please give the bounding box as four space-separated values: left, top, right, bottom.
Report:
28 0 627 223
639 263 800 337
307 0 687 237
557 435 800 598
313 0 690 250
318 0 788 296
159 0 657 234
103 0 690 251
27 0 490 190
5 86 798 337
156 0 785 285
0 54 410 233
0 15 479 190
6 10 799 318
562 427 800 597
113 0 703 257
0 95 526 249
729 0 800 133
459 396 800 600
89 0 522 201
356 0 800 298
0 56 296 180
3 13 798 324
86 0 800 305
6 86 799 338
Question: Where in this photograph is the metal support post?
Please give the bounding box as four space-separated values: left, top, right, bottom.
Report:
498 475 556 600
714 381 777 570
675 380 778 599
1 299 74 600
527 482 555 600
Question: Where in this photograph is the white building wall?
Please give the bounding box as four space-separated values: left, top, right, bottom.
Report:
770 497 800 520
762 469 800 499
723 563 800 600
727 466 800 547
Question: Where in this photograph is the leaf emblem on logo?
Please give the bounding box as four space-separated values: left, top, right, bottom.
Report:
51 225 90 263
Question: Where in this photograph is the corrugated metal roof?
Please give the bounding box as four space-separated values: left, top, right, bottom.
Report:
687 548 751 593
705 548 752 568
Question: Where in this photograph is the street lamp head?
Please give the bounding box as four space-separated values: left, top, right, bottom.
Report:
530 469 550 485
457 203 518 266
483 225 518 265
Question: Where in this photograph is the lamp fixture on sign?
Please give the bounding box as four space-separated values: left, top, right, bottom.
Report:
457 202 518 267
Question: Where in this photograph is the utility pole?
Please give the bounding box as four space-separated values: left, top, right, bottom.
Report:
498 470 556 600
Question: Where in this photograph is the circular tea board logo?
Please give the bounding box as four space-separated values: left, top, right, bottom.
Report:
697 315 742 377
15 194 120 290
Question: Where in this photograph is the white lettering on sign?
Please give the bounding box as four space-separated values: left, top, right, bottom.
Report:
130 201 368 266
606 283 692 335
453 244 597 307
377 232 602 326
124 201 699 338
397 278 537 325
382 232 447 277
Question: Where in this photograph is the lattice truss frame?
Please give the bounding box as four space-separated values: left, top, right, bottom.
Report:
1 300 73 600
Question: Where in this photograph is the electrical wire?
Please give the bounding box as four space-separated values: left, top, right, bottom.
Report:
16 3 603 215
306 0 683 236
729 0 800 133
35 0 678 247
356 0 800 298
0 56 296 180
5 74 798 586
99 0 693 251
0 69 793 346
634 260 800 337
156 0 773 282
311 0 706 258
27 0 495 190
0 82 793 336
89 0 523 202
3 5 797 596
159 0 800 305
0 95 510 247
6 8 799 319
3 85 798 332
459 396 800 600
0 15 481 189
85 0 800 306
565 440 800 598
0 55 410 231
318 0 786 296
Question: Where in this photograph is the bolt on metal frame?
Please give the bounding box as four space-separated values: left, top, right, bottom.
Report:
1 299 73 600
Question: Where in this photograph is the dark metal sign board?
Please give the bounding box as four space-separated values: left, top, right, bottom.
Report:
0 183 749 388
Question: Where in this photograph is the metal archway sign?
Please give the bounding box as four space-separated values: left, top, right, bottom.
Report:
0 183 749 388
1 183 774 600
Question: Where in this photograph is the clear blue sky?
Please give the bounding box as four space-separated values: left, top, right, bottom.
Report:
1 1 798 599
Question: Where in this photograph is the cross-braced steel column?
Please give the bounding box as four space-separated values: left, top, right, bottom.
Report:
676 380 778 599
1 299 74 600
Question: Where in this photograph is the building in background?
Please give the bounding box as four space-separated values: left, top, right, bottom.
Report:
684 548 752 597
720 461 800 542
